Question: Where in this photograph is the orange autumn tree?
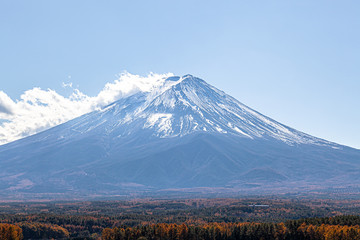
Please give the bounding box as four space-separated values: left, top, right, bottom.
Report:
0 223 22 240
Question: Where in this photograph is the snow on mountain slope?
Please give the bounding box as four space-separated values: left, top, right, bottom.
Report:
46 74 337 147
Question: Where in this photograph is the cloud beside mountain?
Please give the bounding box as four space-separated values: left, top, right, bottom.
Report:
0 72 174 145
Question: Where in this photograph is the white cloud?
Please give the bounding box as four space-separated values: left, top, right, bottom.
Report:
0 91 17 115
0 72 174 145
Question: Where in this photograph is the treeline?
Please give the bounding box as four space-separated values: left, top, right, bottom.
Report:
1 215 360 239
102 221 360 240
2 198 360 223
292 215 360 226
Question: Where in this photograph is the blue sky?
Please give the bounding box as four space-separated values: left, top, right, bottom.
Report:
0 0 359 148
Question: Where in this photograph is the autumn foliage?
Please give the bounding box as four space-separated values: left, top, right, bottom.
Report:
1 199 360 239
1 216 360 240
0 224 22 240
17 222 69 239
102 222 360 240
297 223 360 240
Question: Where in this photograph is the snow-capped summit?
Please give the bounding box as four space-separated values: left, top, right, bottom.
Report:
60 74 336 146
0 75 359 199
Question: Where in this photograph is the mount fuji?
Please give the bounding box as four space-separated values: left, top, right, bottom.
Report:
0 75 359 199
